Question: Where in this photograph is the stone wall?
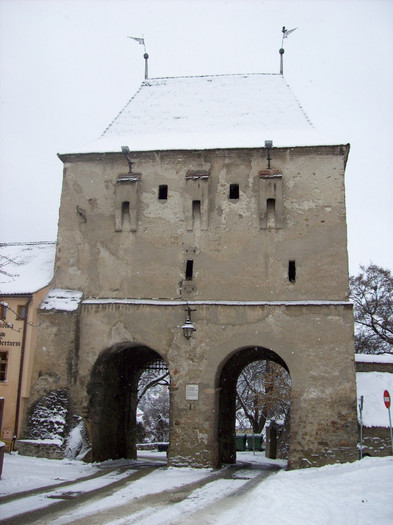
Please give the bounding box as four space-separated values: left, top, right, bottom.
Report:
361 427 392 457
54 146 350 302
22 144 358 469
15 440 65 459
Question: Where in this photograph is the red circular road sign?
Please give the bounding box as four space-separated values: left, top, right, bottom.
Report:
384 390 391 409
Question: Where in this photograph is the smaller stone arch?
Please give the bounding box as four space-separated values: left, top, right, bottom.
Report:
87 343 168 462
216 345 290 466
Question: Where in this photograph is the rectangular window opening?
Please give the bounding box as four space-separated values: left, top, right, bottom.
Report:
17 305 26 320
185 260 194 281
229 184 239 199
0 351 8 381
288 260 296 283
158 185 168 200
0 304 7 320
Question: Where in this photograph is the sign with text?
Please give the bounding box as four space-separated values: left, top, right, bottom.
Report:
186 384 199 401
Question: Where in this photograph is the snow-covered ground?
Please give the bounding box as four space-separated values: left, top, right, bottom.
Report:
0 451 392 524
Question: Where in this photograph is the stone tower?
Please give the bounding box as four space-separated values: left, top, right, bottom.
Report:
26 73 358 468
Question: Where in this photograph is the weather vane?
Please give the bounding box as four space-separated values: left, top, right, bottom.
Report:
279 26 297 75
128 36 149 79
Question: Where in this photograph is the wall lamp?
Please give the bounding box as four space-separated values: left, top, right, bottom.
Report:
182 306 196 340
121 146 133 173
265 140 273 169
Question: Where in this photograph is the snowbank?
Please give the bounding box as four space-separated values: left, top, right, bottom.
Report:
216 456 393 525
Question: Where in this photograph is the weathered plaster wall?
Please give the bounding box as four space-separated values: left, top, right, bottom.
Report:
24 144 358 469
65 301 357 468
54 146 350 301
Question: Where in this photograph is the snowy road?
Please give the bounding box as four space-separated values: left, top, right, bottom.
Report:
0 455 281 525
2 452 392 524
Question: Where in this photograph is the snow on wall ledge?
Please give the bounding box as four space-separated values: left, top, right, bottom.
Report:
82 298 351 306
355 353 393 364
40 289 83 312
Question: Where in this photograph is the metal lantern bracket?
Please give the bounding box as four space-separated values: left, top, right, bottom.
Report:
182 306 196 339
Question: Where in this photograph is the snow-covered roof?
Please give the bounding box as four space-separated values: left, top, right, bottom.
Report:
0 242 56 295
40 288 83 312
72 73 343 154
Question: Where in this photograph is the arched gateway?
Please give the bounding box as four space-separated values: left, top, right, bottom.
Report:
218 346 290 465
88 344 168 462
24 73 359 469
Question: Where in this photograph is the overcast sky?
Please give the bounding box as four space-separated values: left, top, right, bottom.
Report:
0 0 392 275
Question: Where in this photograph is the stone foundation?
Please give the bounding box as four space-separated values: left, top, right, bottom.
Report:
15 440 65 460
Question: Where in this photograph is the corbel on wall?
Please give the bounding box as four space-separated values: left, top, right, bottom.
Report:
114 173 141 232
258 169 284 229
184 170 210 231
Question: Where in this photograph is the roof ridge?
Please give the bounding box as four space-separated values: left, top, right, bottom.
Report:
143 72 281 81
100 81 146 138
281 78 314 128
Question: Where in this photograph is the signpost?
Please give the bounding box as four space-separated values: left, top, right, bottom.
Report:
359 395 364 459
383 390 393 455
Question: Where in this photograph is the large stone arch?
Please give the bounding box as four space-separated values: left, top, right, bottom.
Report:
217 345 290 466
87 343 168 462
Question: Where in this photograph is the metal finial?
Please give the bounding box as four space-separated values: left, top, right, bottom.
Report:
128 36 149 79
144 53 149 79
279 48 285 75
279 26 297 75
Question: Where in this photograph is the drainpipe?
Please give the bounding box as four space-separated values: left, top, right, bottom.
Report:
13 295 32 444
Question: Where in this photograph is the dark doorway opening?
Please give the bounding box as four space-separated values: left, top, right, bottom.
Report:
88 344 169 462
217 346 291 466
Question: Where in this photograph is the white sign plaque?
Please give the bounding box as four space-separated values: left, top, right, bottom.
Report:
186 384 199 401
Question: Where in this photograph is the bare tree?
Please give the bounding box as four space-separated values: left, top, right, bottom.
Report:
350 264 393 354
137 363 170 442
236 360 291 433
137 369 169 404
138 387 170 442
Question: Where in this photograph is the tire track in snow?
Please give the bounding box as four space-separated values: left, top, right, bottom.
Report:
49 463 280 525
0 462 161 525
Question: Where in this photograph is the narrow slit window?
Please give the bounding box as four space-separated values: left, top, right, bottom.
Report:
192 200 201 226
122 201 131 229
158 185 168 200
288 260 296 283
229 184 239 199
185 260 194 281
266 198 276 228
